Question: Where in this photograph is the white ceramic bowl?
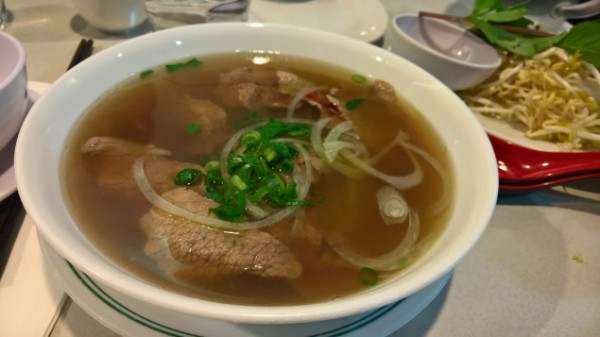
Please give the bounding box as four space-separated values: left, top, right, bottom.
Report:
0 31 27 151
15 23 498 335
385 14 502 91
70 0 147 34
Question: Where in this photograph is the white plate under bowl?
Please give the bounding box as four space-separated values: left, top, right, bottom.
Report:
0 82 49 202
249 0 388 43
39 236 450 337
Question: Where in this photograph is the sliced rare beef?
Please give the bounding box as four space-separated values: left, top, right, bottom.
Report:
140 188 303 279
80 137 204 196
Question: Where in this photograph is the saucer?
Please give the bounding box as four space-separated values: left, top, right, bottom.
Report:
39 235 450 337
0 82 49 202
249 0 389 44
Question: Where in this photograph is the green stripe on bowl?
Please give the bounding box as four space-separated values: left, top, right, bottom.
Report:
67 260 403 337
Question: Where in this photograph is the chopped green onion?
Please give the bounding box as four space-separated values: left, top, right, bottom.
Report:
250 185 271 204
139 69 154 79
227 154 245 172
276 159 294 173
258 120 311 141
205 170 227 195
165 58 202 73
173 168 203 186
185 123 202 135
205 160 220 172
230 174 249 191
351 74 368 84
359 267 379 286
209 204 245 222
240 130 261 145
262 146 278 163
345 98 366 110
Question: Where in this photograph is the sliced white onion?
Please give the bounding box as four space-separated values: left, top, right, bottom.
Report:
310 117 331 159
327 210 420 271
287 86 327 119
323 140 357 163
246 200 269 219
324 120 353 144
133 157 298 231
376 185 409 225
342 151 423 190
399 142 451 217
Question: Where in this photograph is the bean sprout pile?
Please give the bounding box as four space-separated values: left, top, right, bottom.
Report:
460 47 600 150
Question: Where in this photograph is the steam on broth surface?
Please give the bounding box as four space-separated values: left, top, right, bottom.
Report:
63 53 453 305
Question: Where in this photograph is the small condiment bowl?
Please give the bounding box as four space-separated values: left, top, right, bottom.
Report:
0 31 27 150
385 14 501 91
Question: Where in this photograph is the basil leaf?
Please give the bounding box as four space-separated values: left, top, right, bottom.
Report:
471 0 504 17
480 8 528 23
475 19 565 57
557 21 600 69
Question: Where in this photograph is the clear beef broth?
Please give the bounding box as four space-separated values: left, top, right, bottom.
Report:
63 53 453 305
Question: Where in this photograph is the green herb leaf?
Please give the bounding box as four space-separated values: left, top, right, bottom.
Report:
351 74 368 84
165 58 202 73
173 168 203 186
185 123 202 135
359 267 379 286
139 69 154 79
474 19 565 57
469 0 504 19
557 20 600 69
345 98 366 110
479 7 528 23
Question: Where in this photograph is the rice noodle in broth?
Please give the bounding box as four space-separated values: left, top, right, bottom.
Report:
460 47 600 150
62 53 453 305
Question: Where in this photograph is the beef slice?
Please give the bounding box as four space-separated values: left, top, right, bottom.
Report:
140 188 303 279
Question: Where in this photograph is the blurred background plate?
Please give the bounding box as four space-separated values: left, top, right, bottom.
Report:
249 0 388 44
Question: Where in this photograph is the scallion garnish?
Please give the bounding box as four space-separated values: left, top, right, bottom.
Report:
165 57 202 73
173 168 203 186
240 130 261 146
230 175 249 191
203 119 315 222
185 123 202 135
359 267 379 286
351 74 368 84
139 69 154 79
345 98 366 110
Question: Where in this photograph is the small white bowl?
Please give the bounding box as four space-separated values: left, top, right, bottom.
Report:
70 0 147 34
15 23 498 335
0 31 27 150
385 14 501 91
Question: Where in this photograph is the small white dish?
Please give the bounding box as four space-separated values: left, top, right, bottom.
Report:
39 235 450 337
249 0 388 43
385 14 501 90
0 81 48 202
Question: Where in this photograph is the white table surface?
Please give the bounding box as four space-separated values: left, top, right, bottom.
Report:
2 0 599 336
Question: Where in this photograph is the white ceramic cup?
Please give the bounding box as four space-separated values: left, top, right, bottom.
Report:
385 15 501 91
70 0 148 34
0 31 27 150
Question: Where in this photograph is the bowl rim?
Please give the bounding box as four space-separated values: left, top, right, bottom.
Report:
16 22 498 324
391 14 502 69
0 31 26 92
